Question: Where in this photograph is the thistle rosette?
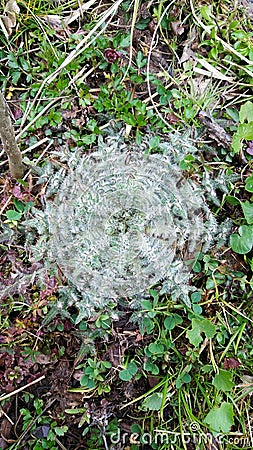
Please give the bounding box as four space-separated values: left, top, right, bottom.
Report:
39 143 208 308
23 133 232 319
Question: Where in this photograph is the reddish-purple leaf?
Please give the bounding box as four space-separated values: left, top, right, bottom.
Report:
246 141 253 155
12 185 23 199
167 113 179 124
64 320 73 331
13 108 23 120
104 48 121 63
40 276 58 299
224 358 241 369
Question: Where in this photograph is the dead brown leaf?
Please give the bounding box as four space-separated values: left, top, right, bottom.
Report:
198 110 232 148
171 20 184 36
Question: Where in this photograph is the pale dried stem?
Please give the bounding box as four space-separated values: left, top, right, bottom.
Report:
0 375 45 402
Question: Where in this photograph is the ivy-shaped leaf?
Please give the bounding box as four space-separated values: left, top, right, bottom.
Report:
230 225 253 254
187 318 216 347
239 101 253 124
232 123 253 153
212 370 235 392
204 402 234 433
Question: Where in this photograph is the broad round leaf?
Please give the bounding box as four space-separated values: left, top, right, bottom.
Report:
230 225 253 254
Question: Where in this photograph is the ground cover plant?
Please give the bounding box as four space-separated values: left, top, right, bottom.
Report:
0 0 253 449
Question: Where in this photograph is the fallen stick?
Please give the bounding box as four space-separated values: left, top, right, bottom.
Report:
0 91 24 179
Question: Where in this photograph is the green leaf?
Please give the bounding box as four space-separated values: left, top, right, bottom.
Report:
164 314 183 330
226 107 239 122
80 375 96 388
119 361 138 381
6 210 22 221
187 318 216 347
119 34 130 47
192 260 201 273
204 402 234 433
141 300 153 310
230 225 253 254
54 426 68 436
135 18 150 30
13 199 25 212
102 361 112 369
121 113 136 126
65 408 87 414
225 195 241 206
82 134 96 145
127 361 138 375
148 342 164 354
140 316 154 334
232 123 253 153
231 132 242 153
119 369 131 381
242 201 253 224
191 291 202 303
144 361 159 375
212 370 235 392
245 176 253 193
149 136 160 149
238 123 253 140
200 5 214 22
175 378 183 389
130 423 142 433
142 392 163 411
8 54 19 68
239 101 253 124
23 201 34 213
182 373 191 383
119 370 132 381
201 364 213 373
206 278 215 290
135 51 146 69
192 304 202 314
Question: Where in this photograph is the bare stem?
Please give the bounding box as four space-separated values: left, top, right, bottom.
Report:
0 92 24 179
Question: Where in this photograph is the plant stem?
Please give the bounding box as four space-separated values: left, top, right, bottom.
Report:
0 92 24 179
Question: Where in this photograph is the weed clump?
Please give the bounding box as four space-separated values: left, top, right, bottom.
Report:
23 133 230 320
